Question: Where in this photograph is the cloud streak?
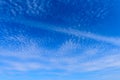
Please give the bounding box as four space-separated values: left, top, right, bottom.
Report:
1 17 120 74
2 17 120 46
53 28 120 47
0 34 120 73
1 52 120 73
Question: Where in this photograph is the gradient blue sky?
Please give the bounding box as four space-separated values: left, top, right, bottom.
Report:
0 0 120 80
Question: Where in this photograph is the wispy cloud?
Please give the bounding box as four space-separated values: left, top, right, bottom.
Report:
80 54 120 72
1 51 120 73
1 17 120 74
53 28 120 47
0 36 120 73
2 60 48 71
3 17 120 46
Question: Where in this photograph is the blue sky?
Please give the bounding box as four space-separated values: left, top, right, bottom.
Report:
0 0 120 80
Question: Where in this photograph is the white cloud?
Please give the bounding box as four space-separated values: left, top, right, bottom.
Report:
5 17 120 46
1 42 120 73
3 61 49 71
54 28 120 46
0 32 120 74
1 17 120 74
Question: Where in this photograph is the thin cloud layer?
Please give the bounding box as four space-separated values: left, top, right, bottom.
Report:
2 17 120 46
0 0 120 80
0 28 120 74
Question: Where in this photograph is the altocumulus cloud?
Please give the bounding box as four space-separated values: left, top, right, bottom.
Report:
0 25 120 74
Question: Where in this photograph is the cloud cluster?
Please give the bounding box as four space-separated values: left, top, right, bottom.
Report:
0 33 120 74
0 20 120 74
